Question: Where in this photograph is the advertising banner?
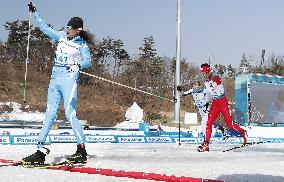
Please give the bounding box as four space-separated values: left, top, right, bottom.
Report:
146 137 173 143
12 135 50 145
86 135 116 143
174 137 199 144
117 136 145 143
49 135 77 143
0 136 10 144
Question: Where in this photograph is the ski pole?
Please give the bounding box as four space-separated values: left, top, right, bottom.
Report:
79 70 174 103
23 2 32 103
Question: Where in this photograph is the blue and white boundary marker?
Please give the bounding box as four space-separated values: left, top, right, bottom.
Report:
1 135 284 145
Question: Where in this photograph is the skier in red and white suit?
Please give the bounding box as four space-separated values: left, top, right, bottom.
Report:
198 63 248 152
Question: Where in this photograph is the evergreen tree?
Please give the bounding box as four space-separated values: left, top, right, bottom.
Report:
227 64 236 77
94 36 129 77
112 39 130 78
139 35 157 59
238 53 251 73
3 20 55 72
4 20 30 62
213 64 226 76
266 55 284 75
138 35 165 86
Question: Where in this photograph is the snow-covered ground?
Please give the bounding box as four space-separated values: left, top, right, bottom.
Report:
1 143 284 182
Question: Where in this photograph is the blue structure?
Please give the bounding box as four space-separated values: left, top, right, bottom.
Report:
139 123 149 132
235 73 284 126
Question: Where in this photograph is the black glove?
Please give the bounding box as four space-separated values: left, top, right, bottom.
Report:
177 85 182 92
205 102 210 112
28 2 36 12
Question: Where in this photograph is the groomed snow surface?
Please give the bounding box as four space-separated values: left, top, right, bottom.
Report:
1 143 284 182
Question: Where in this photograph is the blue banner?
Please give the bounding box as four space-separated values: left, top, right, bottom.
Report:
117 136 145 143
2 134 284 145
86 135 115 143
146 137 173 143
12 135 51 145
0 136 10 144
174 137 199 144
50 135 77 143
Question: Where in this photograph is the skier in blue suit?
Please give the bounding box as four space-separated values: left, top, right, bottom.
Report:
22 2 94 164
177 81 210 137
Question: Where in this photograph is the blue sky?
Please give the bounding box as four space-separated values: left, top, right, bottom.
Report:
1 0 284 67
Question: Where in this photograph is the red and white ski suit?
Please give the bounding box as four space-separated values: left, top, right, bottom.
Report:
204 75 245 144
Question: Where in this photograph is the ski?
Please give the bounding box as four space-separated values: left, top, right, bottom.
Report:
0 159 85 169
0 159 22 167
23 160 86 169
0 162 22 167
222 141 264 152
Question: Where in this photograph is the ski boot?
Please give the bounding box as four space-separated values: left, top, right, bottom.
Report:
197 142 209 152
22 147 50 165
66 144 87 164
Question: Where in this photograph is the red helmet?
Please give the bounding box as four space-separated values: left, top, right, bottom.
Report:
200 63 210 73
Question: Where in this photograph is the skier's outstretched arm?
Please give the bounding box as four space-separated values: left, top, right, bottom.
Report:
28 2 62 42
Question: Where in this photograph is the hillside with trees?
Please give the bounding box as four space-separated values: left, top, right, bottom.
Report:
0 19 283 127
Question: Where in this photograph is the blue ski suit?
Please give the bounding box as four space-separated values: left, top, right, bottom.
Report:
183 88 210 135
32 11 92 149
